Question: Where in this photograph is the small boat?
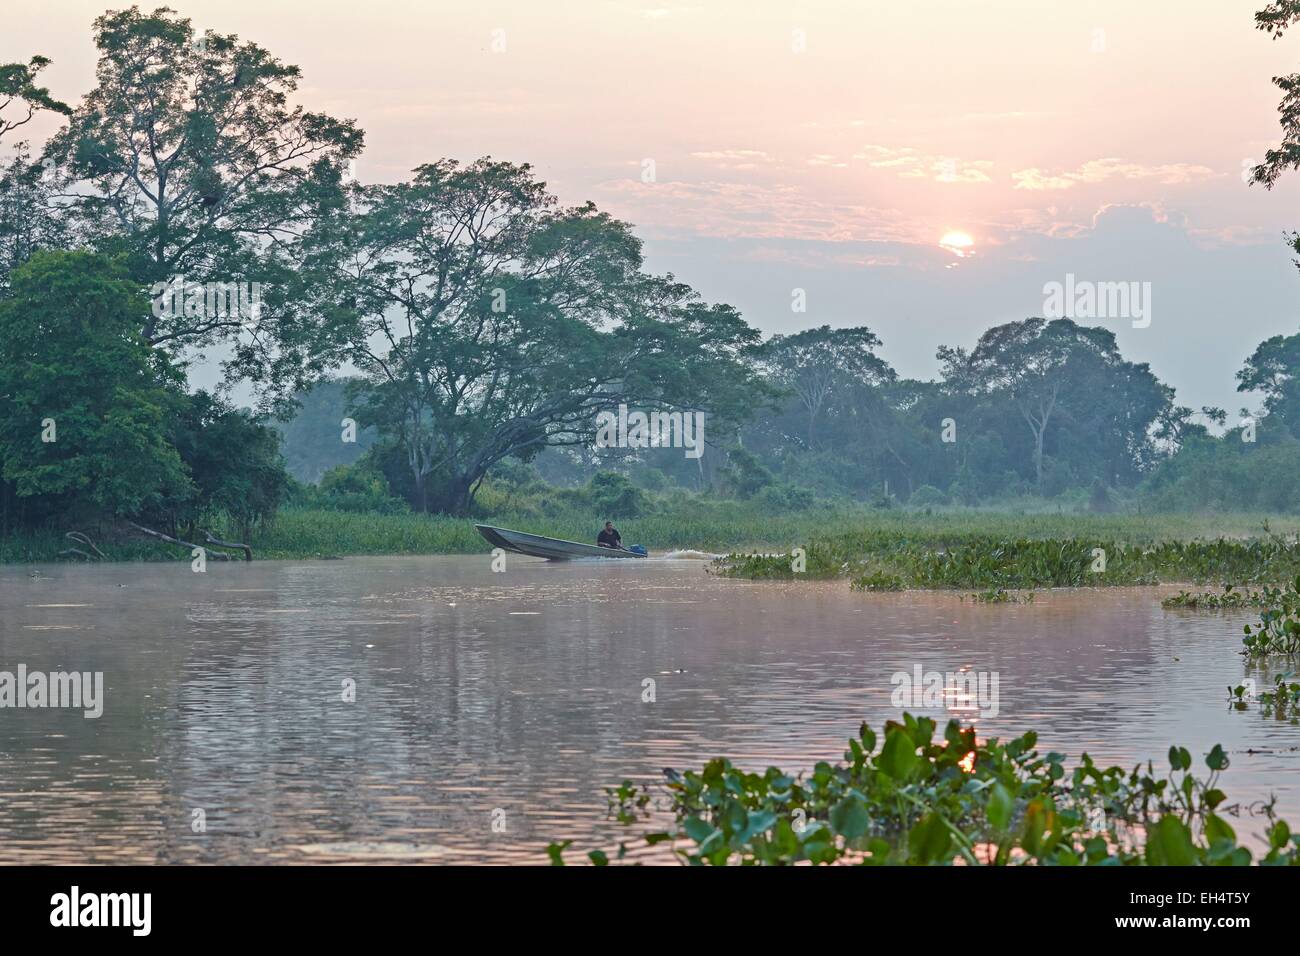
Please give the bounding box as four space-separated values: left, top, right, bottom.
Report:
475 525 648 560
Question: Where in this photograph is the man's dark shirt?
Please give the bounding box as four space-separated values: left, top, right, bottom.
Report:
597 527 621 547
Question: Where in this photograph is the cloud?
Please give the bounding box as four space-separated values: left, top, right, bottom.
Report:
807 154 849 168
906 159 993 183
689 149 776 170
1012 158 1217 191
854 145 921 169
853 145 993 183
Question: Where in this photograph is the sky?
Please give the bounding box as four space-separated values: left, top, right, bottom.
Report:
11 0 1300 417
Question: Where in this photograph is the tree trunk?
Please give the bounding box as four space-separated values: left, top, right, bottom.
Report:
1034 425 1045 485
410 468 430 513
126 521 233 559
428 475 474 516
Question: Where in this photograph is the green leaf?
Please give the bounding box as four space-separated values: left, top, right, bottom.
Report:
1204 813 1235 845
545 840 571 866
879 726 919 780
1144 815 1198 866
908 813 953 864
859 722 877 753
588 850 609 866
1205 744 1229 772
1269 819 1291 850
829 792 871 839
721 799 747 835
682 815 715 845
736 810 778 846
987 782 1014 832
1168 746 1190 771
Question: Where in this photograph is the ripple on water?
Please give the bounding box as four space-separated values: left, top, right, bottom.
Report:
0 556 1295 863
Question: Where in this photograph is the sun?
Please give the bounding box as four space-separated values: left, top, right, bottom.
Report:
940 230 974 255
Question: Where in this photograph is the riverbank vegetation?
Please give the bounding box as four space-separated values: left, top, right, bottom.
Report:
8 494 1300 565
714 529 1300 590
547 714 1300 866
8 8 1300 561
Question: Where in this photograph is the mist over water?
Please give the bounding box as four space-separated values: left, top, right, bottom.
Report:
1 556 1295 863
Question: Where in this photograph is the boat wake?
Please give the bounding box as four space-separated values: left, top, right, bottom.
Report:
660 549 722 561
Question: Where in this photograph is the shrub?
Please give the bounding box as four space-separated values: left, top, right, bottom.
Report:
755 483 815 512
588 471 648 518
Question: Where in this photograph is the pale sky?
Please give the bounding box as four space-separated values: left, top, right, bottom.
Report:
11 0 1300 415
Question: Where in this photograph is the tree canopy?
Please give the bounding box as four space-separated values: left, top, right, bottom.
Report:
295 157 763 514
6 4 1300 534
45 5 362 396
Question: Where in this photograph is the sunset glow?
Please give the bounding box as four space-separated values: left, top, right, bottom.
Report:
940 231 975 256
12 0 1300 411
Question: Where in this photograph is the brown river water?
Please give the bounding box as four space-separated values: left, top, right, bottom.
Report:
1 555 1297 864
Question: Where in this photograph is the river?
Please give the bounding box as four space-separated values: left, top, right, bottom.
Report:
0 555 1295 863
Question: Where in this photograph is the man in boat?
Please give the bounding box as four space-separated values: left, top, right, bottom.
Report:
596 521 624 550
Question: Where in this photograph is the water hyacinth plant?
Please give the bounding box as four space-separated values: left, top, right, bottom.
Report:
551 715 1300 866
1229 674 1300 722
1158 577 1300 656
963 588 1035 604
1242 577 1300 657
1161 584 1273 609
717 534 1300 591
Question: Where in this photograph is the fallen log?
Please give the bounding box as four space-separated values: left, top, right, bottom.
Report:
202 531 252 561
125 521 231 560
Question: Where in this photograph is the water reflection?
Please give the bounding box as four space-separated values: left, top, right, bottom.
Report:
0 557 1296 863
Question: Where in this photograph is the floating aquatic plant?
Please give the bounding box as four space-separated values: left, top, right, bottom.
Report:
548 714 1300 866
1229 674 1300 722
1161 584 1274 609
717 533 1300 591
1241 577 1300 657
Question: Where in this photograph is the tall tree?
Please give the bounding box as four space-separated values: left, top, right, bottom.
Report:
0 250 191 525
1249 2 1300 278
298 158 763 514
757 325 895 449
0 55 71 295
1236 331 1300 436
45 6 362 392
0 146 71 293
1252 0 1300 188
938 318 1167 487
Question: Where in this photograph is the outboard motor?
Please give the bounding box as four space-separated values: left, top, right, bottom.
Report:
629 544 648 556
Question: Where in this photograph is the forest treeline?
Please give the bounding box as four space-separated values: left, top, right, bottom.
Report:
4 6 1300 543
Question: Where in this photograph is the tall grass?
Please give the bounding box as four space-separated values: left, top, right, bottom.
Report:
9 503 1300 565
252 507 1300 562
